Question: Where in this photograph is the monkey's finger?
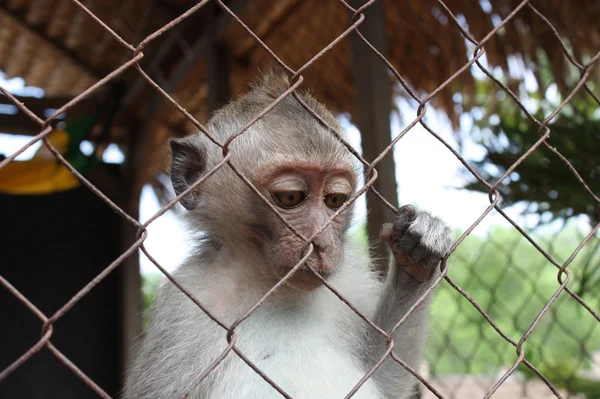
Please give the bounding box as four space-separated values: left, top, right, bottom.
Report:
380 222 419 250
395 205 417 229
381 227 434 283
392 251 434 283
380 223 394 244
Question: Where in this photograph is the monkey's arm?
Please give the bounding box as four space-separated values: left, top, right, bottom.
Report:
362 205 453 397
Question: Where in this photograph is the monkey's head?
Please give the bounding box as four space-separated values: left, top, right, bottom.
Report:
169 73 358 291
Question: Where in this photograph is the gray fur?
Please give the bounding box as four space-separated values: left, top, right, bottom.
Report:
125 73 453 399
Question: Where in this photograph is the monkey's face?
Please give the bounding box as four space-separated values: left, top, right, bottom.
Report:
253 164 356 291
168 76 360 293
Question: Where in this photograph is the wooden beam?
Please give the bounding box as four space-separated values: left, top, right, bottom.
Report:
0 112 47 136
123 0 245 108
0 95 93 135
350 0 399 275
0 95 90 116
165 0 244 96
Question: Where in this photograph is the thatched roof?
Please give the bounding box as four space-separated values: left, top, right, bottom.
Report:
1 0 600 180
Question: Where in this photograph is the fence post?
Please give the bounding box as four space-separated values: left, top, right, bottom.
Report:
120 125 144 371
350 0 399 276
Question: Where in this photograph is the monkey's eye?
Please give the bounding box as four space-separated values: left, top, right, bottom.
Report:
324 193 348 209
272 191 307 209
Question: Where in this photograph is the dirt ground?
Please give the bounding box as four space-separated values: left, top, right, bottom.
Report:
421 375 582 399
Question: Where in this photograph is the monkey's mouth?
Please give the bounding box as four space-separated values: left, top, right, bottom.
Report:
297 267 331 277
277 266 332 292
279 265 334 281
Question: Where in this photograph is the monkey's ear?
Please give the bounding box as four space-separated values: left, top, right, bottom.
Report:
169 137 207 210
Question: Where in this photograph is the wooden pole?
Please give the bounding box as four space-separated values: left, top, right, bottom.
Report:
118 3 234 369
120 117 146 371
350 0 399 275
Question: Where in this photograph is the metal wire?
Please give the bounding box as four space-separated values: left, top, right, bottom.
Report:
1 0 599 398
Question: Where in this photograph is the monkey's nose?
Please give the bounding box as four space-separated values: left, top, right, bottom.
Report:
311 240 328 254
309 230 333 253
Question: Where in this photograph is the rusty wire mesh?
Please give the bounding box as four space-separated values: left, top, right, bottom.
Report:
424 217 600 398
1 0 600 398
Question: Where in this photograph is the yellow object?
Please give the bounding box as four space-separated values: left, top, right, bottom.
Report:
0 129 81 195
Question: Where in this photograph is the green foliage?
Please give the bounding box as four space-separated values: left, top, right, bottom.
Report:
455 63 600 395
459 53 600 223
141 273 162 329
463 101 600 221
568 378 600 399
426 224 600 397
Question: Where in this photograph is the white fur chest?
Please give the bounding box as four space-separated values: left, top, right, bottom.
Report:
205 303 383 399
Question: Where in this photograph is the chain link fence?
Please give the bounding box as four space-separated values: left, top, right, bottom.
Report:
425 217 600 398
1 0 599 398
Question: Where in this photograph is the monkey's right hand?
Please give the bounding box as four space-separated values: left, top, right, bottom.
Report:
380 205 453 283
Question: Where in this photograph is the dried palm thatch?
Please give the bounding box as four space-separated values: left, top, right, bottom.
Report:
0 0 154 95
1 0 599 180
166 0 600 128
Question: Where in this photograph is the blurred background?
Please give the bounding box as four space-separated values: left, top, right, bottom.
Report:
0 0 599 398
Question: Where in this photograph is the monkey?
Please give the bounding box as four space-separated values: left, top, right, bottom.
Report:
124 72 454 399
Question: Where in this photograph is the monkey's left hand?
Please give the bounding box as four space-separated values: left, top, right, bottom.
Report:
380 205 453 283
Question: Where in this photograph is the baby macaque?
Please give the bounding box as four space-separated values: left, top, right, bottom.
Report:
124 73 453 399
